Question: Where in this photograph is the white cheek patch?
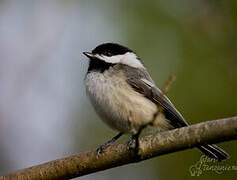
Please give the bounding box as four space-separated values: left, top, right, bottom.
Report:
120 53 144 68
96 52 145 69
96 54 121 64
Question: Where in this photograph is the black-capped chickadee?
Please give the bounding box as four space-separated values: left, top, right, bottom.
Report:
83 43 229 161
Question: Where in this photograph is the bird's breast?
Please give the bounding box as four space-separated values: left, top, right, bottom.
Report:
84 69 165 134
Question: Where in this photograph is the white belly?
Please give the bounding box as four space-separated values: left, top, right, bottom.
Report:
84 70 168 134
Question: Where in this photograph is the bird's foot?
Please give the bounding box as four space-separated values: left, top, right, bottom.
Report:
96 144 108 155
127 135 142 161
96 132 123 155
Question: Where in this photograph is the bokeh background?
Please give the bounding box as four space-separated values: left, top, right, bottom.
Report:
0 0 236 179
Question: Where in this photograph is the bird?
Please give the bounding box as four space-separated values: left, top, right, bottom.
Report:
83 42 229 161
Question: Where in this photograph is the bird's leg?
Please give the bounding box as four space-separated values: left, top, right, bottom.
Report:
96 132 123 154
127 126 145 161
132 132 141 155
128 112 162 160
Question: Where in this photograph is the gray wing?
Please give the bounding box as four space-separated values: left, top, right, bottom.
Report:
121 65 188 128
119 65 229 161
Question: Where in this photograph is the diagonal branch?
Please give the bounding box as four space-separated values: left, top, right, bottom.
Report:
1 116 237 180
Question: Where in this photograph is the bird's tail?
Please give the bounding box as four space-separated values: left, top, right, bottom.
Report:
197 144 229 162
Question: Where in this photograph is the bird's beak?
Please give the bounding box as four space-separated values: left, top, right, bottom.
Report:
83 52 95 59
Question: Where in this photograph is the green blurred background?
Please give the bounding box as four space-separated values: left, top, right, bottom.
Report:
0 0 236 179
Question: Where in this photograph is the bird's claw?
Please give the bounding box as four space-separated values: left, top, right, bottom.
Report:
96 144 108 155
127 137 136 150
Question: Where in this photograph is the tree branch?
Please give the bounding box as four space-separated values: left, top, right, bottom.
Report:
0 116 237 180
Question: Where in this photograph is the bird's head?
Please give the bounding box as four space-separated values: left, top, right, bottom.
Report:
83 43 144 72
